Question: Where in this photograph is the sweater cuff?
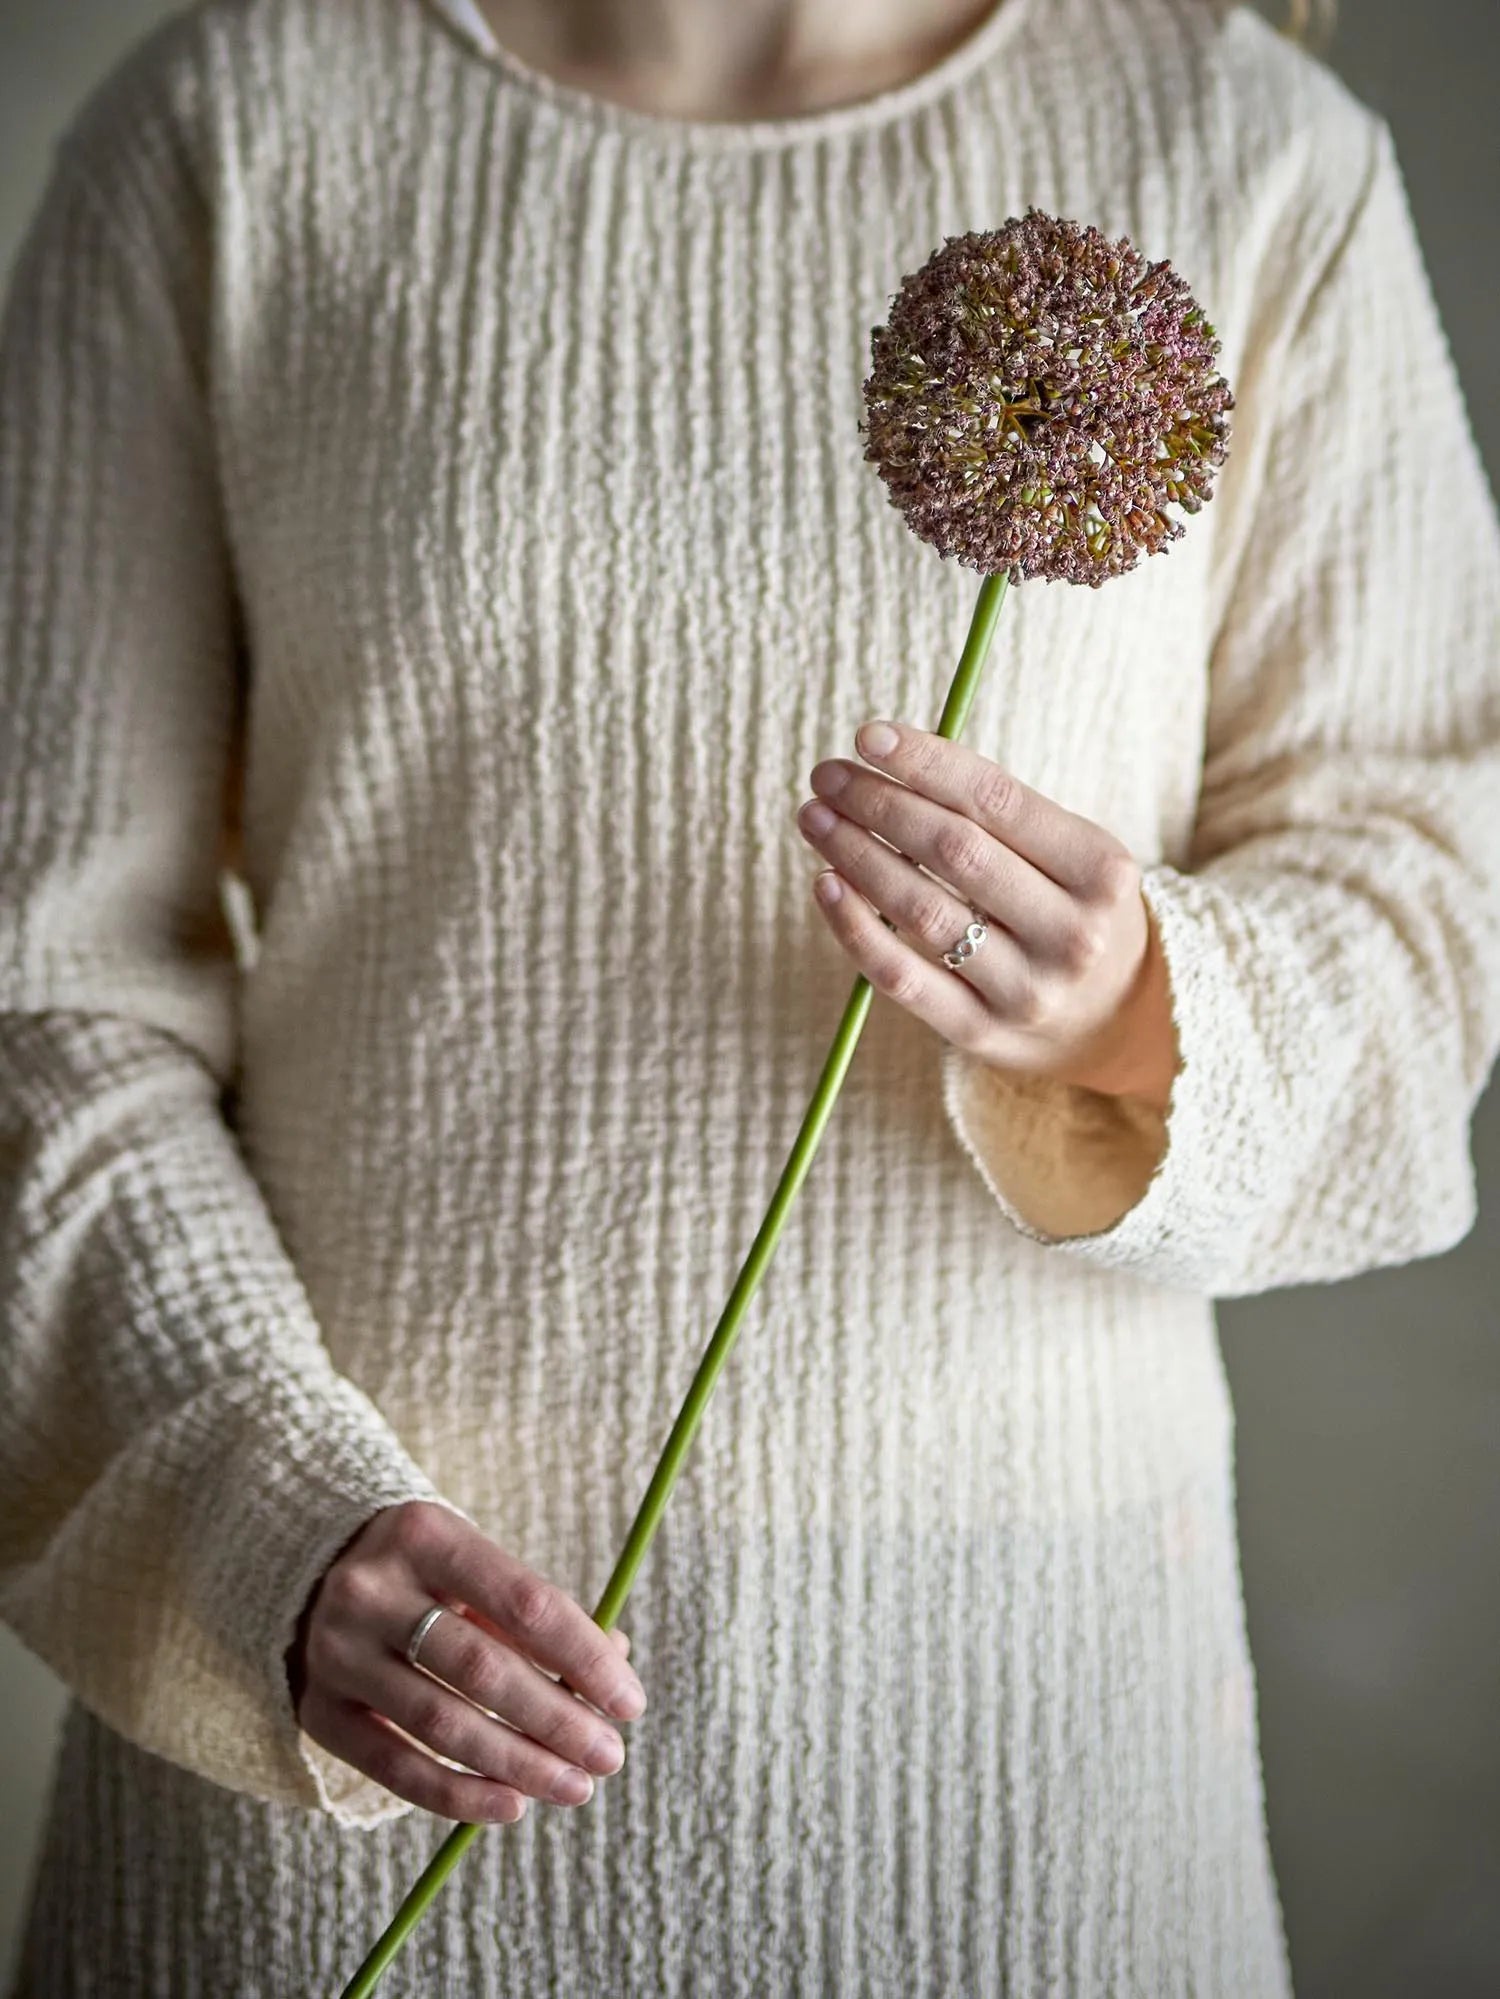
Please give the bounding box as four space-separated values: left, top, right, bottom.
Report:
939 864 1215 1286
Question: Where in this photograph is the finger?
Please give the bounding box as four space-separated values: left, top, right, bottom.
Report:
417 1530 646 1722
851 720 1112 895
299 1682 527 1825
452 1601 629 1669
350 1649 605 1806
811 869 1018 1053
802 766 1076 958
798 797 1030 1000
403 1600 630 1776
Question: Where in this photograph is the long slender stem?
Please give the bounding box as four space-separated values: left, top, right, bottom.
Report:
336 566 1011 1998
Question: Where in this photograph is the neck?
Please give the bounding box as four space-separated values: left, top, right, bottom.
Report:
471 0 1004 119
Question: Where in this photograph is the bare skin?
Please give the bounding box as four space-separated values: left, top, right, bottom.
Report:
470 0 1010 120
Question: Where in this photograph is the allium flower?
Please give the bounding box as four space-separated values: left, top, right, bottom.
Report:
861 208 1234 584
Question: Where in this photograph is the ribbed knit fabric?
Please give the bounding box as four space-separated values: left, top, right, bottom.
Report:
4 0 1499 1990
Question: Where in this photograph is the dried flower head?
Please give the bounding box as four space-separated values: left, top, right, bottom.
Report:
861 208 1234 585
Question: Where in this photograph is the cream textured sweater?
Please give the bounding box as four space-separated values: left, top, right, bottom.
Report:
5 0 1499 1991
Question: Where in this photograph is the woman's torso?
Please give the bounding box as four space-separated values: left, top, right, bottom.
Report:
211 0 1244 1550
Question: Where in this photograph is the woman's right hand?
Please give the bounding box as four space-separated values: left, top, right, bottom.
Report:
285 1499 647 1824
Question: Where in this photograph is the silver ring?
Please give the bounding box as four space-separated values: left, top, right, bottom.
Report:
942 910 990 972
405 1603 450 1669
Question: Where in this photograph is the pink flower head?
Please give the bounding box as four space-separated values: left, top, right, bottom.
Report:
860 208 1234 584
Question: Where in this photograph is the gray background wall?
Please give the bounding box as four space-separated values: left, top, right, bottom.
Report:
1 2 1496 1991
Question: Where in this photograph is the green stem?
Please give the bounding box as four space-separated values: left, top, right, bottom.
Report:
335 565 1011 1999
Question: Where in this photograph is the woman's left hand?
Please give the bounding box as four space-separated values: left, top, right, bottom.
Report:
795 718 1179 1112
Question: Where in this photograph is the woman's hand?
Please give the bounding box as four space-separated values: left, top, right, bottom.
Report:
286 1500 647 1824
795 718 1179 1112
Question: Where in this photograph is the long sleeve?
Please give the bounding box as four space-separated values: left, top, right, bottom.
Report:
0 116 463 1829
941 110 1500 1298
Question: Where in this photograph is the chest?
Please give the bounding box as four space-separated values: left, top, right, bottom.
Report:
210 105 1228 873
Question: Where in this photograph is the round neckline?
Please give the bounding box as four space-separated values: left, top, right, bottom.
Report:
415 0 1036 150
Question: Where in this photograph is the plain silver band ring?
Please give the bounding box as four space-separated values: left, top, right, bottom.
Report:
942 910 990 972
405 1603 450 1669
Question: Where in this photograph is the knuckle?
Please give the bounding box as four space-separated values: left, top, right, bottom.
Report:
908 889 955 947
933 822 987 881
867 951 905 997
1085 912 1114 959
443 1713 501 1781
1092 843 1138 902
508 1574 559 1635
476 1727 536 1791
562 1705 620 1768
433 1775 482 1823
972 766 1019 825
406 1692 453 1747
858 779 897 835
449 1632 508 1711
362 1735 410 1795
506 1745 569 1803
576 1640 621 1704
391 1500 447 1563
880 958 927 1009
325 1560 380 1621
1064 915 1111 973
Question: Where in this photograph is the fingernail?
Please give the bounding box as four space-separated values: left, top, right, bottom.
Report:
814 870 843 904
590 1731 626 1774
858 720 899 758
799 800 837 836
552 1767 594 1805
610 1681 646 1719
